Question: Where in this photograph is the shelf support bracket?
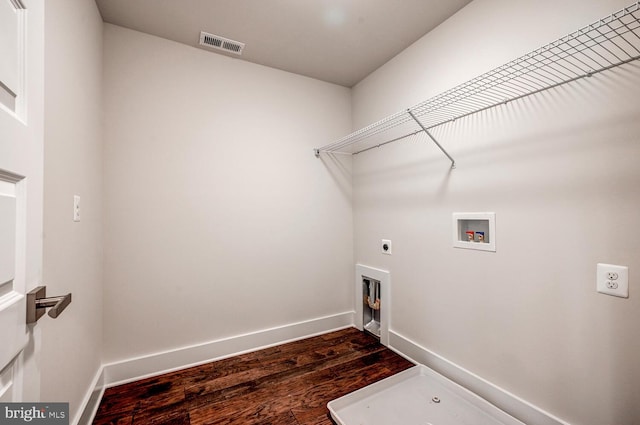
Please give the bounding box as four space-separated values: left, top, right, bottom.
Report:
407 109 455 169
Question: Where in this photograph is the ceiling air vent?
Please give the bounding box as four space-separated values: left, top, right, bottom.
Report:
199 32 245 55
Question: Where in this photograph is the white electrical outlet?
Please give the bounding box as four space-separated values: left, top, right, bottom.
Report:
73 195 80 222
597 263 628 298
381 239 392 255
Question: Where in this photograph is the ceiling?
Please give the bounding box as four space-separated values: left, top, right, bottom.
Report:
95 0 472 88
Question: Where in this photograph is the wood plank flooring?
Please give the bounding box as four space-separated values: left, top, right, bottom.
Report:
93 327 415 425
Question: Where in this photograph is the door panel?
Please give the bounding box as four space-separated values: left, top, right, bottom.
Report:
0 0 44 403
0 174 27 397
0 361 15 402
0 0 24 115
0 187 16 287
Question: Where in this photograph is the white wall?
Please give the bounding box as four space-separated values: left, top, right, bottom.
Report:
42 0 104 422
102 25 353 362
352 1 640 424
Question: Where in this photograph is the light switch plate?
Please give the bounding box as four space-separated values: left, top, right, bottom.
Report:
73 195 80 222
597 263 628 298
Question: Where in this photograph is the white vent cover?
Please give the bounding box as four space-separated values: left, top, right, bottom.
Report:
199 32 245 55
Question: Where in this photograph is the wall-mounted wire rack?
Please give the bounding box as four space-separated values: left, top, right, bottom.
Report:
314 2 640 168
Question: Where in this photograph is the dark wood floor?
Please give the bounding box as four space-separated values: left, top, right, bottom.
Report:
93 327 414 425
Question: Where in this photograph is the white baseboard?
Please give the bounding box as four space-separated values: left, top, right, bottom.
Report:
103 311 354 387
76 311 354 423
388 330 571 425
77 314 569 425
73 366 105 425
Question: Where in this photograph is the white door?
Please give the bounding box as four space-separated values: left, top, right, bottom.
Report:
0 0 44 402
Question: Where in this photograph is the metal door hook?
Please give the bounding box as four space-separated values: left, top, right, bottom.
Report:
26 286 72 324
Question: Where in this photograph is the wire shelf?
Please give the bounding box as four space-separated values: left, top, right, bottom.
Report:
315 2 640 160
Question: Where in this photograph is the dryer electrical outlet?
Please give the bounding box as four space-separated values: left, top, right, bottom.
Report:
381 239 392 255
597 263 628 298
